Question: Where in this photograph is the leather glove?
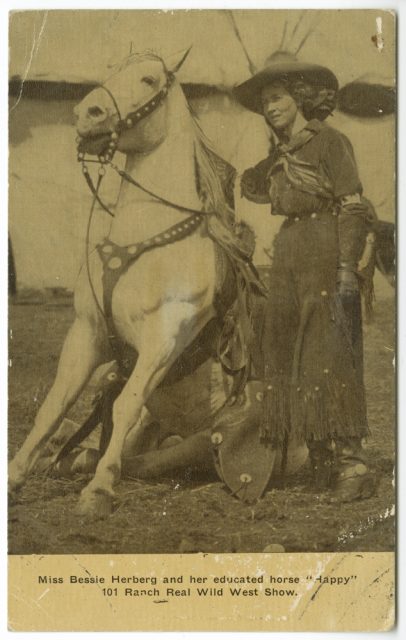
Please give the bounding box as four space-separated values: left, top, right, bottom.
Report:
337 199 368 296
241 171 271 204
240 158 274 204
336 266 359 296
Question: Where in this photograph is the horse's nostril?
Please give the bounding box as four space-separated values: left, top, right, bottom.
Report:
88 106 105 118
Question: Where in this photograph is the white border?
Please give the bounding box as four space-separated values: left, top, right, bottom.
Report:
1 1 404 638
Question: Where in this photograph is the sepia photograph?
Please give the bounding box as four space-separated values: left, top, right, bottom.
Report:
8 8 395 563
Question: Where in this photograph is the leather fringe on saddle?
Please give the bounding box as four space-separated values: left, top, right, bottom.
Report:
197 142 268 382
206 214 268 383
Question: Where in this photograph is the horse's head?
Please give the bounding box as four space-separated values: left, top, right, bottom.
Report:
75 49 191 157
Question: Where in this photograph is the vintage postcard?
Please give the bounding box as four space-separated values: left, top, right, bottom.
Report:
7 8 395 632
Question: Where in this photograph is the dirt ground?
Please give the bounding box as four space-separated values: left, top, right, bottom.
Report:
8 293 395 555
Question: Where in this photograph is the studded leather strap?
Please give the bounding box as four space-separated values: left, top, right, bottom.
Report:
97 212 203 375
115 79 173 134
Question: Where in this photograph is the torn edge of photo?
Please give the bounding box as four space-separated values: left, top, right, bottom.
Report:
6 6 397 633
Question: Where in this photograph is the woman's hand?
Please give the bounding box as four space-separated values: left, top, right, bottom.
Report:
240 168 272 204
240 172 259 199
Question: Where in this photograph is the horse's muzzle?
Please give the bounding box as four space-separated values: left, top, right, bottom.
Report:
76 132 112 157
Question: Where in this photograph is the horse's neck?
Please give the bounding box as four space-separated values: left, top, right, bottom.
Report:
109 100 202 246
123 128 202 210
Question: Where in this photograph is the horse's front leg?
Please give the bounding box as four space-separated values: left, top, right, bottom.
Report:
8 315 107 494
77 304 213 519
76 341 178 518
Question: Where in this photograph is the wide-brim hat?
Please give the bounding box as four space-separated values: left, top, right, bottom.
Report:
234 51 339 115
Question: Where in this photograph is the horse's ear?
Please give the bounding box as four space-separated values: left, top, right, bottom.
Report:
166 46 192 74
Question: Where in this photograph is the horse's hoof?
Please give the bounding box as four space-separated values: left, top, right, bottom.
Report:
35 455 57 475
70 449 100 475
8 473 24 502
159 435 183 449
123 454 157 479
8 477 25 506
47 448 100 478
75 490 114 520
8 461 25 491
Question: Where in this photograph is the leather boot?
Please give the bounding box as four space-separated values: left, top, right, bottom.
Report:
330 437 376 503
307 439 335 491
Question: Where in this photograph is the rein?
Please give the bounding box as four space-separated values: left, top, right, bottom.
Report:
107 160 212 217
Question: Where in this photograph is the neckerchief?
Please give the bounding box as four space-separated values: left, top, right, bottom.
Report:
270 120 334 199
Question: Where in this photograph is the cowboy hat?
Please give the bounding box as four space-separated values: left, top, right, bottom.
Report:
234 51 338 115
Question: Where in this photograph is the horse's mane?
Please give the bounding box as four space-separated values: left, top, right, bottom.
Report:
188 107 235 225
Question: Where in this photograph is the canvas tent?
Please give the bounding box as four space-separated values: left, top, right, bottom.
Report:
9 10 395 290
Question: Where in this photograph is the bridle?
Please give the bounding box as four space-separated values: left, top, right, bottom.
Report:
78 71 174 167
77 70 210 218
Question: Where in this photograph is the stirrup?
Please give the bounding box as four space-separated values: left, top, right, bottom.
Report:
329 463 377 503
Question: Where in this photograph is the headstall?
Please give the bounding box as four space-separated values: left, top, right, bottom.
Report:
77 71 175 169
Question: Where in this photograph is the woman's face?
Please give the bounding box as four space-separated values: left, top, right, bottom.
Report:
261 84 298 131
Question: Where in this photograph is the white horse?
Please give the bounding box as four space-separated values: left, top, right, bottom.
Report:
9 50 306 519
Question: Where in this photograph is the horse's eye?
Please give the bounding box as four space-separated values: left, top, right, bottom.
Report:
142 76 156 86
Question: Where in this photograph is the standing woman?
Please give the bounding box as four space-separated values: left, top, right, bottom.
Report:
234 51 376 501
